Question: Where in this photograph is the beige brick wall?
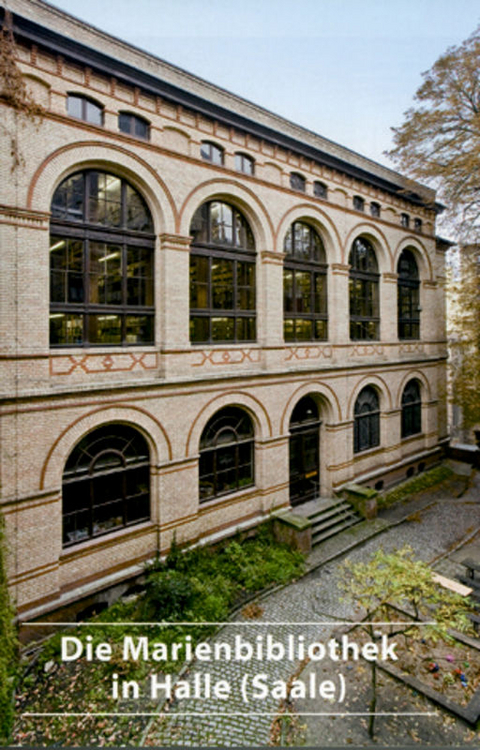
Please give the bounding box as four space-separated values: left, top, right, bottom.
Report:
0 1 448 619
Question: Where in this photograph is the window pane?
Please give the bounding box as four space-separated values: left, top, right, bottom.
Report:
118 112 132 134
86 99 103 125
296 319 313 340
50 313 83 345
89 243 122 305
236 317 255 341
126 185 153 232
67 95 83 119
284 318 295 340
88 314 122 344
212 259 234 309
284 269 294 313
211 317 235 341
295 272 312 312
125 315 153 343
190 316 209 343
190 255 209 309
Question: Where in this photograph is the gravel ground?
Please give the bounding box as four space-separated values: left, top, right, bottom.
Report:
143 469 480 747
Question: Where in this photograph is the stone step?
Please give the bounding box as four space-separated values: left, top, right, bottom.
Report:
308 501 354 523
312 515 361 545
304 496 362 546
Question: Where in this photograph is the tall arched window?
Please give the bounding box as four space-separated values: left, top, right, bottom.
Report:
50 170 154 346
62 424 150 546
199 407 254 501
283 221 328 341
398 249 420 340
401 379 422 438
349 237 379 340
190 201 256 343
354 386 380 453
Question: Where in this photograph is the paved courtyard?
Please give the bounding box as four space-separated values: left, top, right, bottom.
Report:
142 468 480 747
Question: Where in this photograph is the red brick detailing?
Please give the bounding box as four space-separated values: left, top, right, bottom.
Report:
49 351 159 376
191 349 261 368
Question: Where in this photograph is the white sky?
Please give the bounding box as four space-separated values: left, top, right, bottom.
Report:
45 0 480 168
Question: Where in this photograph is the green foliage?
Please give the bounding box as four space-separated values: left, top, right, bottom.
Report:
0 515 18 744
388 25 480 239
341 545 474 637
341 545 475 739
377 465 454 509
449 249 480 430
16 522 305 747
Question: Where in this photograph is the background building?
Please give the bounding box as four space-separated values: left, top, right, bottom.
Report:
0 0 449 621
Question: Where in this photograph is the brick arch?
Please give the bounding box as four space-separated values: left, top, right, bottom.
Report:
344 223 393 271
186 391 272 457
40 404 172 491
178 178 274 250
27 141 177 234
394 237 434 281
280 382 342 433
347 375 393 418
276 204 342 264
396 370 432 408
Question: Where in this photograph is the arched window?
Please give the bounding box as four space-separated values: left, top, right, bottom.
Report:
401 379 422 438
50 170 154 346
235 153 255 175
354 386 380 453
62 424 150 546
313 181 328 200
199 407 254 501
200 141 224 165
67 94 103 126
190 201 256 343
349 237 379 340
398 248 420 340
118 112 150 140
353 196 365 212
284 221 328 341
290 173 306 192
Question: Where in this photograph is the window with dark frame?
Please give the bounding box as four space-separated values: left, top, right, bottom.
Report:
370 202 381 218
283 221 328 342
118 112 150 140
401 379 422 438
199 407 254 502
313 181 328 199
354 386 380 453
414 218 423 233
200 141 224 165
397 248 420 340
401 213 410 228
290 172 306 192
235 153 254 175
353 196 365 212
67 94 103 126
49 170 155 347
62 424 150 547
349 237 380 340
190 201 256 344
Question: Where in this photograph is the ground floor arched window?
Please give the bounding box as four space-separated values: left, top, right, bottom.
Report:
289 395 321 505
62 424 150 546
401 379 422 438
199 407 254 502
354 386 380 453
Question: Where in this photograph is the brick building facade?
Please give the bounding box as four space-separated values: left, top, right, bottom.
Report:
0 0 448 621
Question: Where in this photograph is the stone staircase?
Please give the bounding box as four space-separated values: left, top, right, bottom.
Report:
294 496 362 546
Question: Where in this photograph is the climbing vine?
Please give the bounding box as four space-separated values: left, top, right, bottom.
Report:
0 9 43 169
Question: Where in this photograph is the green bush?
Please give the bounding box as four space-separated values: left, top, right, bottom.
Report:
378 464 454 509
0 515 17 744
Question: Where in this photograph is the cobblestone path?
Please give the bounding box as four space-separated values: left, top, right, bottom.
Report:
143 474 480 746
